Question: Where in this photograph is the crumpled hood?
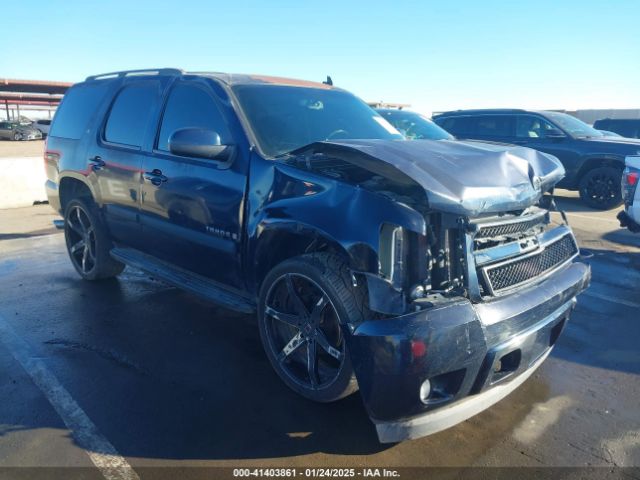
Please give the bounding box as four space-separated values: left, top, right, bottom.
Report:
301 139 565 216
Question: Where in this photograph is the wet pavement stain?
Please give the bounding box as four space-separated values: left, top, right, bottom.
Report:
43 338 149 376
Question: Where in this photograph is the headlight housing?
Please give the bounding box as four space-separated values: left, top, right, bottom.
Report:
378 223 405 288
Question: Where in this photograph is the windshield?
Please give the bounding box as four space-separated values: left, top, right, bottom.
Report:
377 110 453 140
232 85 403 157
545 112 603 138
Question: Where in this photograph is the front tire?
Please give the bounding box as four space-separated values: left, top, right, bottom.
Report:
64 198 124 280
578 166 623 210
13 132 20 141
258 253 366 403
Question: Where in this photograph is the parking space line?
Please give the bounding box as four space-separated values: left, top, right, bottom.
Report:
564 212 621 224
0 313 139 480
582 290 640 309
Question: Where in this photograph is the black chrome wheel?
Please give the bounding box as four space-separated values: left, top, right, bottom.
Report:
258 254 362 402
63 198 124 280
66 204 97 275
264 273 345 390
579 166 623 210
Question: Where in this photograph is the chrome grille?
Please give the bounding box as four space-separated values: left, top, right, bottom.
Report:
481 234 578 295
475 213 547 239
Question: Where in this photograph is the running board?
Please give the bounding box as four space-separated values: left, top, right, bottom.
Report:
110 247 255 314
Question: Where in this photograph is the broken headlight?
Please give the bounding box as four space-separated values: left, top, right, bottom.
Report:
378 223 405 289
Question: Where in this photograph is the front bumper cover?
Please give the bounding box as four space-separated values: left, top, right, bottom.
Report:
346 261 591 443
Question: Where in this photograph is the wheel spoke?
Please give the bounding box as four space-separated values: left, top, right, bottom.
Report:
76 208 88 233
277 332 304 362
82 245 89 272
265 305 300 327
315 329 343 361
309 295 328 325
68 218 83 235
70 239 85 254
87 230 96 260
307 339 319 387
286 274 308 317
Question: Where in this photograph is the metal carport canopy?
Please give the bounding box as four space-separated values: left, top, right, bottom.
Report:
1 78 73 118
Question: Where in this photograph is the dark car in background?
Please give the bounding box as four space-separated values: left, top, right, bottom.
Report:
44 69 589 443
0 121 43 141
433 109 640 209
598 130 622 138
593 118 640 139
376 108 453 140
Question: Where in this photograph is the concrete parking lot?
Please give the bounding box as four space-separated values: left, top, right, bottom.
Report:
0 140 639 477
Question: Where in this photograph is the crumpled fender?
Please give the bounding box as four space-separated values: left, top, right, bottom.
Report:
245 157 427 291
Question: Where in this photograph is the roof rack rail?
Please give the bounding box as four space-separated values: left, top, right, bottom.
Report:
85 68 183 81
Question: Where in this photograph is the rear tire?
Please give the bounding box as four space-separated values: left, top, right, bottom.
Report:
64 198 124 280
258 253 367 403
578 166 623 210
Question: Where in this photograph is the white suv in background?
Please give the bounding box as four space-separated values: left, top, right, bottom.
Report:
618 156 640 233
31 119 51 137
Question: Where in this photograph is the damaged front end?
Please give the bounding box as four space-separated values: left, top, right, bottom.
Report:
286 139 591 442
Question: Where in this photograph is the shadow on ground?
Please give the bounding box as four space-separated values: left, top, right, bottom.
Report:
552 248 640 376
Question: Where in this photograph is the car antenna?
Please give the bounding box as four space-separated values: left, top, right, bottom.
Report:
323 76 333 86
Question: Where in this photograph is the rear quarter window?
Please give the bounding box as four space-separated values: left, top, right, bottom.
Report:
593 119 610 130
49 83 111 139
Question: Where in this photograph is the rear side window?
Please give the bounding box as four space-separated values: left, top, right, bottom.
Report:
38 120 51 126
516 115 557 138
157 83 231 152
439 117 474 136
104 83 158 148
49 83 110 139
474 115 514 137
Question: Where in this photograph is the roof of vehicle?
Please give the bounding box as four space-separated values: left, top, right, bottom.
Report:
84 68 335 90
376 108 420 114
434 108 549 117
594 118 640 123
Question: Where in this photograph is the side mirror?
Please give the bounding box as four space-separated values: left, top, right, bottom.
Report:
544 128 566 139
168 128 235 161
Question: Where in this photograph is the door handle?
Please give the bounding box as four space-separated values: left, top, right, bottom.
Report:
89 156 105 171
144 169 168 186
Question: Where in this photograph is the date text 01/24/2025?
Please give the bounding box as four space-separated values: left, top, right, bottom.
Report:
232 468 400 478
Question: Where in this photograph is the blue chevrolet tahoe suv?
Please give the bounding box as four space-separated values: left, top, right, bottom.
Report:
45 69 589 442
433 109 640 209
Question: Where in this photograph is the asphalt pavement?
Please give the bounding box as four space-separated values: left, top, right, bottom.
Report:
0 192 638 479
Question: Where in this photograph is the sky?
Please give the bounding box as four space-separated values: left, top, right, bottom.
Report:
2 0 639 115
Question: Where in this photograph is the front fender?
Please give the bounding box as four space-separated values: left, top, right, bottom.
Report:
246 158 427 291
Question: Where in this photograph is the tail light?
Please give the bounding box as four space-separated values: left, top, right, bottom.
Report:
622 167 639 205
